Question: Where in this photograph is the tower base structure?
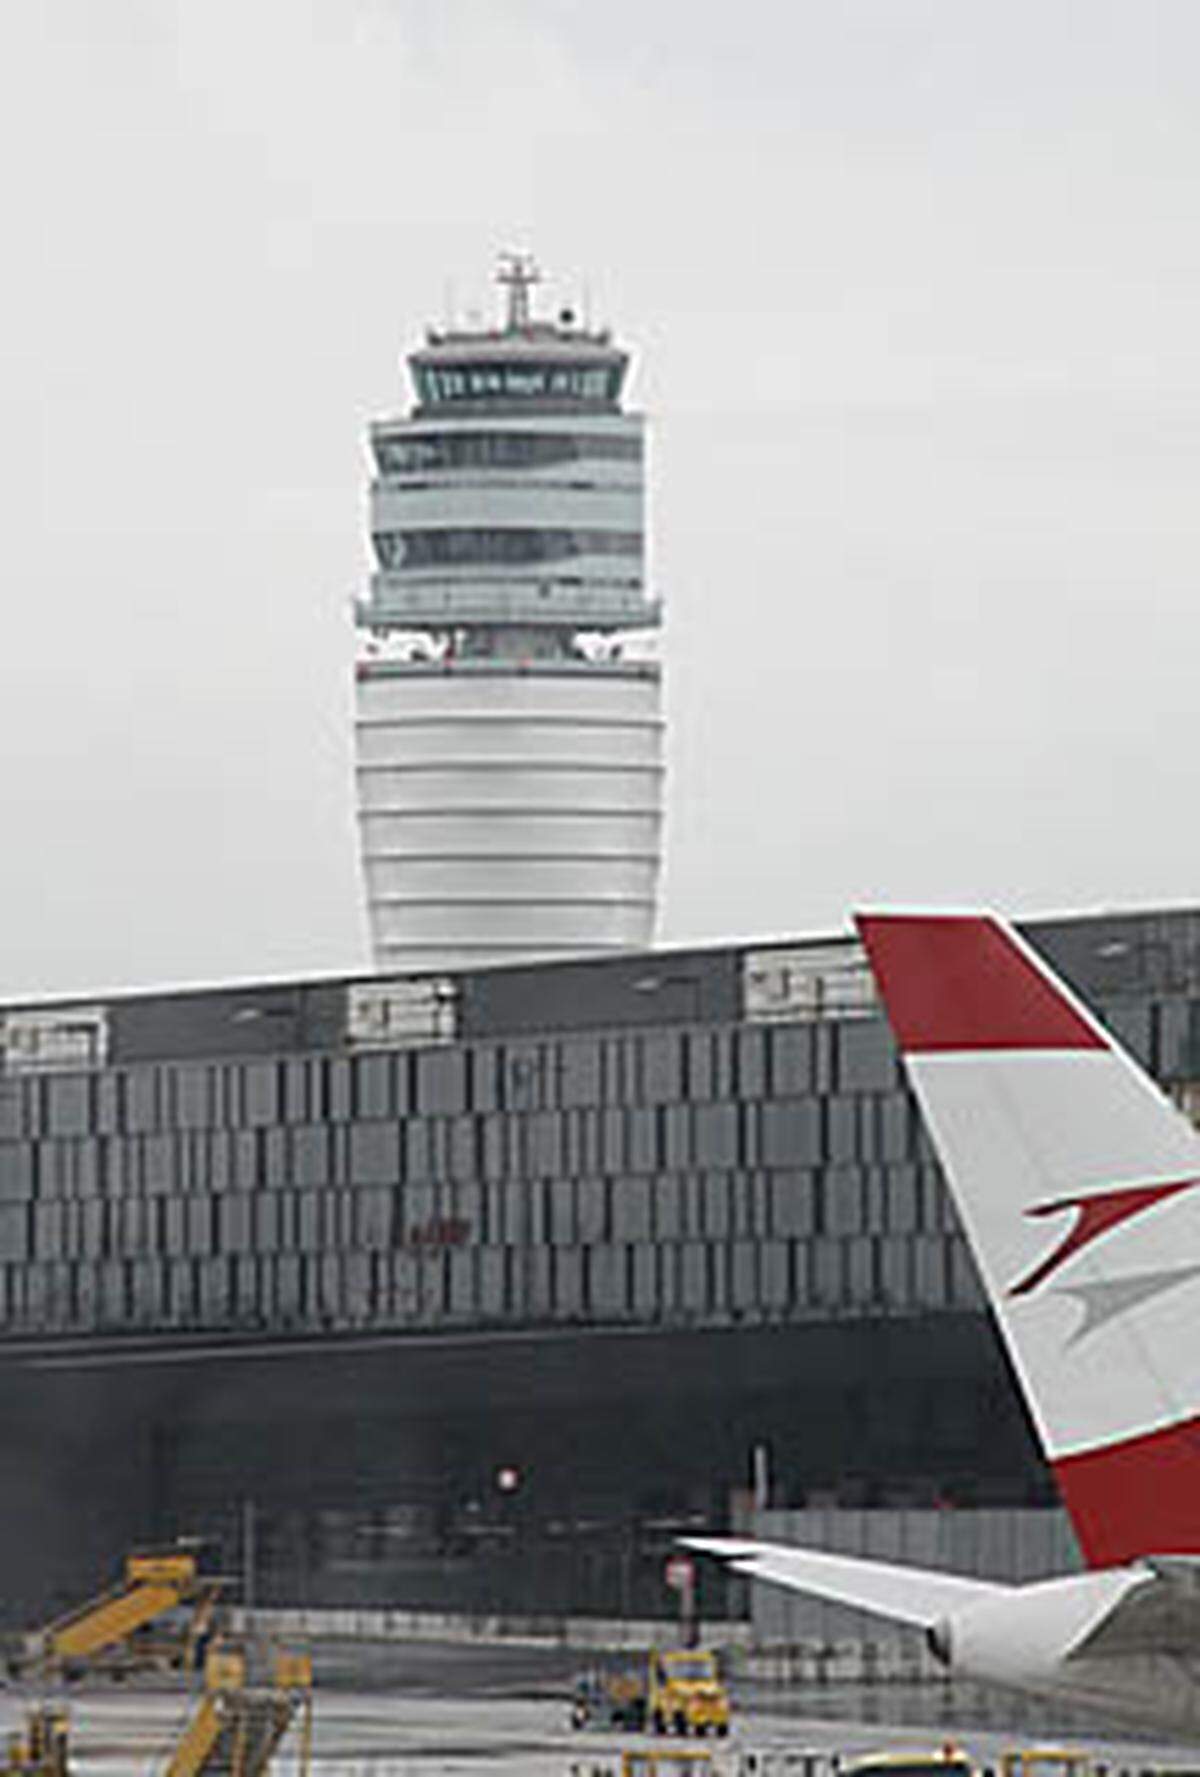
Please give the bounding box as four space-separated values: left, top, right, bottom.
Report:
357 659 662 972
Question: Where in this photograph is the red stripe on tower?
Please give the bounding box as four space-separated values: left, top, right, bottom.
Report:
1053 1414 1200 1566
857 914 1105 1054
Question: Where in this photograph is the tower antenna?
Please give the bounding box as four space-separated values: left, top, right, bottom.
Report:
496 251 540 331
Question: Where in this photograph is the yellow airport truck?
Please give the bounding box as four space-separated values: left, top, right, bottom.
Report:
570 1649 731 1737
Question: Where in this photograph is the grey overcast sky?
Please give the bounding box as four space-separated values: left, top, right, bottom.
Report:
1 1 1198 994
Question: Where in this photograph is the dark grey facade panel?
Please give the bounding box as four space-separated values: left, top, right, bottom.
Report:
836 1018 899 1093
0 1083 23 1141
1102 1000 1155 1067
458 947 740 1038
1025 907 1200 1003
0 910 1196 1357
107 982 348 1066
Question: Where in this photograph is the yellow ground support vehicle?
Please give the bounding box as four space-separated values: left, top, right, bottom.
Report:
647 1649 730 1738
570 1649 731 1738
841 1746 974 1777
570 1750 718 1777
621 1754 717 1777
571 1669 649 1732
847 1746 1200 1777
0 1709 70 1776
0 1646 311 1777
7 1546 227 1684
999 1753 1093 1777
163 1642 313 1777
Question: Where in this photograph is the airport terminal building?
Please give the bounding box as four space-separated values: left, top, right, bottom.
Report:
0 906 1196 1626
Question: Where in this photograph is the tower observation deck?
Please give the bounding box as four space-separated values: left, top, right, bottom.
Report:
354 256 664 971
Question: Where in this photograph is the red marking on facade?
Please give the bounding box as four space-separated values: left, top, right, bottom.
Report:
1054 1413 1200 1566
857 914 1104 1054
1009 1178 1200 1298
406 1217 471 1250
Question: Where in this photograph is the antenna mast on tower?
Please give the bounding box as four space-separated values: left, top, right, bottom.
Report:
496 251 540 331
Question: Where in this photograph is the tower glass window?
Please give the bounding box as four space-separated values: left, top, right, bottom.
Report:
412 362 625 406
373 529 643 570
373 431 643 475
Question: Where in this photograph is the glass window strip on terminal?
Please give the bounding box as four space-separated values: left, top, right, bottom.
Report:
373 430 642 475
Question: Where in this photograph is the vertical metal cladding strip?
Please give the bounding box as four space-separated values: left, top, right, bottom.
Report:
857 911 1200 1565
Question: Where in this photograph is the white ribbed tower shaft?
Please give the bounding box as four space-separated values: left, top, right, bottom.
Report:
354 260 663 972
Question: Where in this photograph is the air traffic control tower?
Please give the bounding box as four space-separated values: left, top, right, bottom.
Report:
354 256 663 971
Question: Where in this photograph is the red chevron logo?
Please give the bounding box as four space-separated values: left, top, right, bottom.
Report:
1008 1177 1200 1299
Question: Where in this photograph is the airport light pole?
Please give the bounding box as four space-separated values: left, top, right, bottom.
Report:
665 1554 698 1647
242 1499 257 1616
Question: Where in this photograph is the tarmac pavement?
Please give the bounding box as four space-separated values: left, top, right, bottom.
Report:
1 1647 1196 1775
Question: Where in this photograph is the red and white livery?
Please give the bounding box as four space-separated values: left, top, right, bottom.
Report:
688 913 1200 1735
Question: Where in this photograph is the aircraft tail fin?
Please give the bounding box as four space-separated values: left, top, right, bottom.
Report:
857 913 1200 1568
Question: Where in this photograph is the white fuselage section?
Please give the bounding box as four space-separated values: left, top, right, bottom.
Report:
940 1566 1200 1735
